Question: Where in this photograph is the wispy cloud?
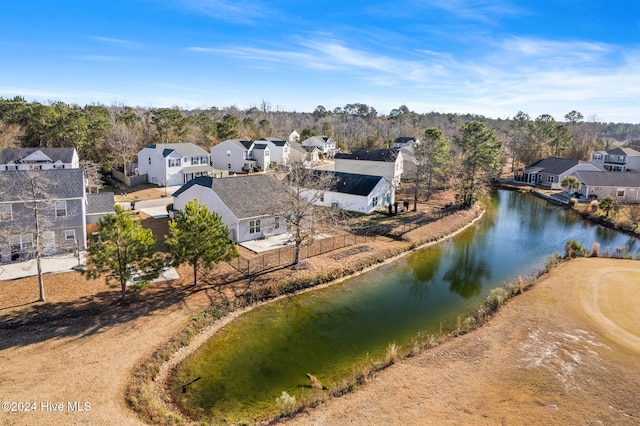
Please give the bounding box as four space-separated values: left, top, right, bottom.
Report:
172 0 274 24
89 36 140 47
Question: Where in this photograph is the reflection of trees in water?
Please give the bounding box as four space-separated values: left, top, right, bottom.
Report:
595 224 620 243
399 246 443 299
442 242 491 299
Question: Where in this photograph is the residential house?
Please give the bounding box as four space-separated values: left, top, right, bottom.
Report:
393 137 420 149
211 139 256 173
514 157 603 190
288 130 300 144
172 174 287 243
302 171 394 214
0 147 79 171
288 141 319 165
334 148 404 187
137 143 213 186
251 143 271 171
301 135 338 158
590 147 640 172
256 137 291 166
572 171 640 203
0 169 87 263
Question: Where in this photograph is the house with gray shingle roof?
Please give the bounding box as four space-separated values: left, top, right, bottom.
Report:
210 139 259 173
335 148 404 187
301 135 337 158
0 168 87 263
137 143 213 186
590 147 640 172
514 157 603 190
0 147 79 171
572 171 640 203
172 174 287 242
256 137 291 166
86 192 115 225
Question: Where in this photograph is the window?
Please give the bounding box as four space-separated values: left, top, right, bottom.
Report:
168 158 181 167
320 193 324 202
249 220 261 234
0 204 12 221
372 196 379 206
55 201 67 217
227 150 231 157
593 153 602 160
547 176 554 183
6 165 17 171
228 163 232 169
65 229 76 241
274 216 280 229
617 188 625 197
148 157 151 165
21 234 33 249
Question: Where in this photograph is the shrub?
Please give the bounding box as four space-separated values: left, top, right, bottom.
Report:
383 342 399 366
276 391 296 412
564 239 588 258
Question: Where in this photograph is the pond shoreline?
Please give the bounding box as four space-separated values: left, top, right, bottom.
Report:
141 205 486 424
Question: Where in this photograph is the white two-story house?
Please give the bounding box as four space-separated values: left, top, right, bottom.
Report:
334 148 404 187
301 135 338 158
0 147 80 171
591 147 640 172
256 137 291 166
137 143 213 186
211 139 273 173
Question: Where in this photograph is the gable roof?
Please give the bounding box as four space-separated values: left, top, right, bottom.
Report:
606 147 640 157
394 137 418 144
289 141 308 154
146 143 208 157
253 143 269 150
257 137 288 147
524 157 601 175
574 171 640 187
173 174 286 219
335 148 400 162
0 169 85 202
313 171 388 196
0 147 77 164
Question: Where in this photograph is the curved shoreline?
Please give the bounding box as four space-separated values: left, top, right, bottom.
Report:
146 206 486 423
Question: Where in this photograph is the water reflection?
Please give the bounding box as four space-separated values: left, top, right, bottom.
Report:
175 190 640 423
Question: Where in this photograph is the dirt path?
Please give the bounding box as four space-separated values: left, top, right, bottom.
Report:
283 258 640 425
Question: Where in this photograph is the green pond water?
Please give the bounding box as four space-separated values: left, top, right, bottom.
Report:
173 190 639 423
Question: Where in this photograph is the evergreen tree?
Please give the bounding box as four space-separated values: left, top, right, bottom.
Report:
165 199 238 286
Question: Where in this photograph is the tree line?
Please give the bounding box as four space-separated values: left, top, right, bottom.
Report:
2 96 639 173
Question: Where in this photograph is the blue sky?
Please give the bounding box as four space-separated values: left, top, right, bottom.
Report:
1 1 639 123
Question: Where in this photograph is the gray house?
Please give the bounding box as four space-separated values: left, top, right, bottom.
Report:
573 171 640 203
514 157 603 190
0 169 86 263
172 174 287 243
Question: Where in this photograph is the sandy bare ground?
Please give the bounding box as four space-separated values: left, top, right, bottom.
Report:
283 258 640 426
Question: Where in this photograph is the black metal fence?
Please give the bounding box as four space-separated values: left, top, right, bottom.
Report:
229 234 375 276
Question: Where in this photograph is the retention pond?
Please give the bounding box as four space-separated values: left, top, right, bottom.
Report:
172 190 639 423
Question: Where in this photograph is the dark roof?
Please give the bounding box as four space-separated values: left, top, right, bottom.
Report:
253 143 269 150
607 147 640 157
257 137 288 147
0 169 85 202
524 157 601 175
335 148 399 162
0 147 77 164
173 174 286 219
394 137 418 144
146 143 208 157
86 192 115 214
314 171 387 196
574 171 640 187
